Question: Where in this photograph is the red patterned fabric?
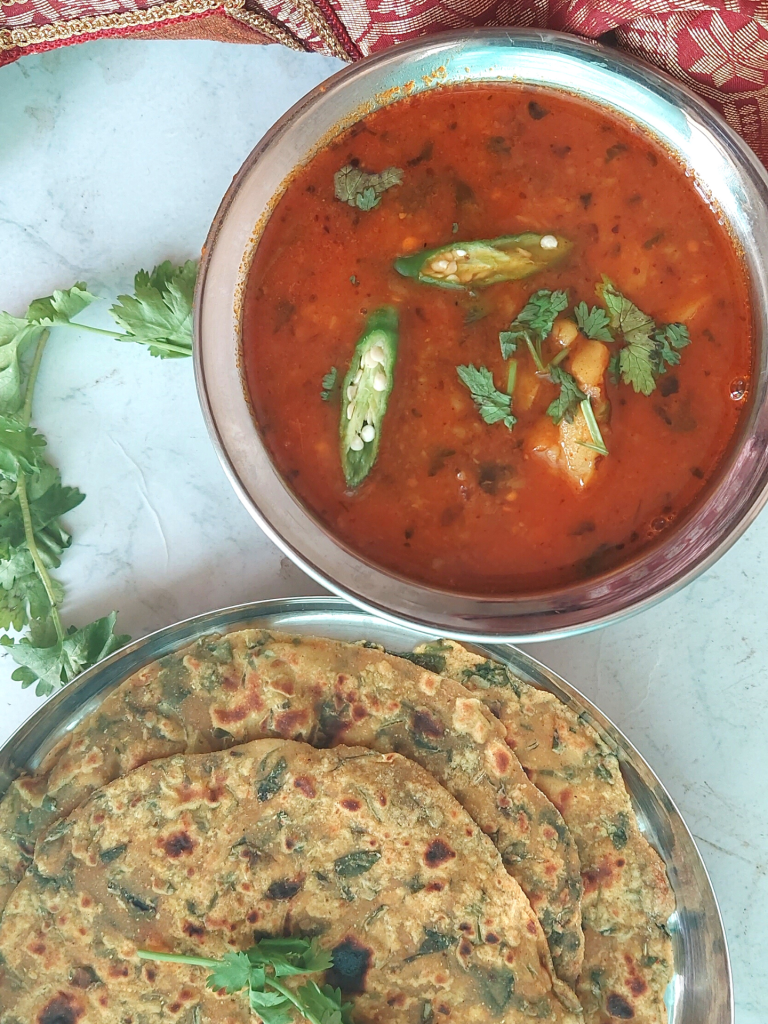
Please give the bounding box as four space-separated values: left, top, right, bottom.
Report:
3 0 768 163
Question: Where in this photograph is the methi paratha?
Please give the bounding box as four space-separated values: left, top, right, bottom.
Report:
416 640 674 1024
0 739 580 1024
0 630 583 988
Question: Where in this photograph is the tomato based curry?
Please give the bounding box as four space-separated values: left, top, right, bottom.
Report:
243 86 751 594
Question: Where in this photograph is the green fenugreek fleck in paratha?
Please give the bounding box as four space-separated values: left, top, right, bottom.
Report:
0 630 583 991
0 740 581 1024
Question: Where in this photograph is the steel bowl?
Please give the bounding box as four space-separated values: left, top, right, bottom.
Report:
0 596 731 1024
195 29 768 642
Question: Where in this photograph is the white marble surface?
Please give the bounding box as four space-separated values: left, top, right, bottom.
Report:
1 38 766 1020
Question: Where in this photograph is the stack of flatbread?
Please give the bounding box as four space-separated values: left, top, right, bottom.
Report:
0 630 674 1023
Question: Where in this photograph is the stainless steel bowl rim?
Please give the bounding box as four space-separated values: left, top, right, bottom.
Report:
194 29 768 642
0 595 732 1023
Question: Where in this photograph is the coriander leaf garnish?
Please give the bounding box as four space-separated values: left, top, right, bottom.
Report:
2 612 130 696
546 365 587 425
456 364 516 429
321 367 338 401
596 278 688 396
516 289 570 337
574 301 613 342
498 330 518 357
0 283 96 414
354 188 378 213
598 278 655 340
296 982 352 1024
109 260 197 358
26 283 98 327
0 549 63 632
512 288 573 339
499 289 568 368
204 950 253 993
619 333 656 396
250 938 333 978
652 323 691 373
0 313 40 415
334 165 403 211
138 937 352 1024
0 417 46 478
249 989 293 1024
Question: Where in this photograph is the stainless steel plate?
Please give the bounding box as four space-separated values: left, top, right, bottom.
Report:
0 597 731 1023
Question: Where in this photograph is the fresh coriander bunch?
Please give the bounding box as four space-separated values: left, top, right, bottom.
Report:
0 260 197 695
139 936 353 1024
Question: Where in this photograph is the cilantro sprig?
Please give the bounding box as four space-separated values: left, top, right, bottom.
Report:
456 364 516 429
2 263 196 363
499 289 568 370
652 322 691 373
138 937 353 1024
597 278 690 395
459 270 696 470
574 301 613 342
0 261 196 694
0 303 131 694
334 165 403 212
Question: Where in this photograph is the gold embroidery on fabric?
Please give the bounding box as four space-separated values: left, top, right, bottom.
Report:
1 0 226 51
288 0 349 59
227 3 303 49
0 0 346 56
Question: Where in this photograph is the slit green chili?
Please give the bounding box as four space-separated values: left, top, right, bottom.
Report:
340 307 399 489
394 233 572 290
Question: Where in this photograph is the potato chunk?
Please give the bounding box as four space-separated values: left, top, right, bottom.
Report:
569 339 610 398
528 335 610 489
560 408 599 488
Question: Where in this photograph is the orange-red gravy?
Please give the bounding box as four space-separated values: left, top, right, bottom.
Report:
243 86 751 593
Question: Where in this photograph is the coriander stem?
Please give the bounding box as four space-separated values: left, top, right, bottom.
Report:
57 321 192 356
581 397 609 456
17 472 65 642
548 347 570 369
16 328 65 643
525 336 545 374
22 329 49 427
137 950 224 970
54 322 124 339
139 341 192 357
506 359 517 396
266 977 324 1024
